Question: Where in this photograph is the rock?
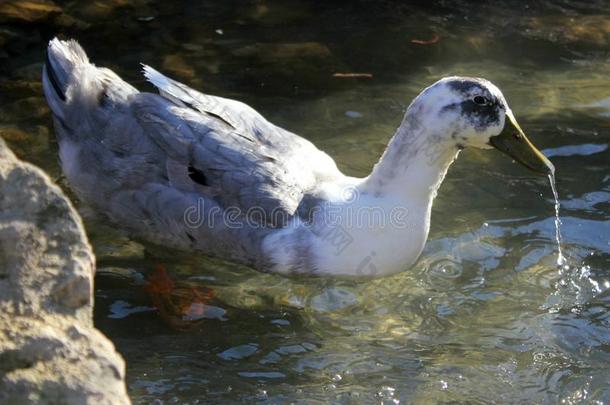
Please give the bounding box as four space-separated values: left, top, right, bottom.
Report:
50 12 91 30
0 28 18 48
0 138 130 404
233 42 332 61
245 0 311 25
0 126 29 143
0 79 42 95
1 96 49 120
0 125 50 169
229 42 334 93
0 27 38 57
162 54 196 80
77 0 135 20
12 62 43 81
526 15 610 46
0 0 62 24
0 0 88 30
0 79 43 99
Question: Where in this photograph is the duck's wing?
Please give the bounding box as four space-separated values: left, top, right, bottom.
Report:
41 38 341 266
134 66 338 227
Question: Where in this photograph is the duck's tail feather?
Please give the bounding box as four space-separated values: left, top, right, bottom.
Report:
42 38 90 122
43 38 139 133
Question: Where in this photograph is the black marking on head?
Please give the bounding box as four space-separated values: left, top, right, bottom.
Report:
45 51 66 101
441 79 502 132
188 165 208 186
458 98 501 130
446 79 486 95
446 78 502 108
473 95 487 105
185 232 195 243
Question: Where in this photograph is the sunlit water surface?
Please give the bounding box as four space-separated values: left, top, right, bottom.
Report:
1 0 609 403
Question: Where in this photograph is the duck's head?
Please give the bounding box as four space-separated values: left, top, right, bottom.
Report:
411 76 553 175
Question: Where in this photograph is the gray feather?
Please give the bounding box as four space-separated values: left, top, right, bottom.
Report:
41 38 342 269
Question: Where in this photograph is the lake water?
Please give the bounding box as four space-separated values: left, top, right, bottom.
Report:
1 0 609 403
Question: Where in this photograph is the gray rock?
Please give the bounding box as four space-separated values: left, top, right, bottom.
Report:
0 137 130 404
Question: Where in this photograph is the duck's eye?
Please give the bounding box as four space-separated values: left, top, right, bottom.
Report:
473 96 488 105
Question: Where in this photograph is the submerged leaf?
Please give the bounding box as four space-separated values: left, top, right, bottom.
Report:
145 264 222 330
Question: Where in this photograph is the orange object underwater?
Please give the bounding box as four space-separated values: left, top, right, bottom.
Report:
145 265 217 330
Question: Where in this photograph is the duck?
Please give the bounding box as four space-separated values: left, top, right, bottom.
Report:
42 38 554 277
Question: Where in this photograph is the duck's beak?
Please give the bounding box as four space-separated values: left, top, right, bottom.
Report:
489 111 554 175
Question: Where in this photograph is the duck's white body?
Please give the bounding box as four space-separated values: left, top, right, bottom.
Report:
264 132 461 277
43 38 539 277
264 182 433 277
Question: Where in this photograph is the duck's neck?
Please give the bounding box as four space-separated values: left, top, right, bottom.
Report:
315 111 461 277
362 110 460 202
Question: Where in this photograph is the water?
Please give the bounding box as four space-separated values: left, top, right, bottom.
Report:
549 173 566 266
1 0 609 403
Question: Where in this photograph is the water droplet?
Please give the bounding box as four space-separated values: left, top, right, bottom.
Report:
548 173 565 266
256 389 268 400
